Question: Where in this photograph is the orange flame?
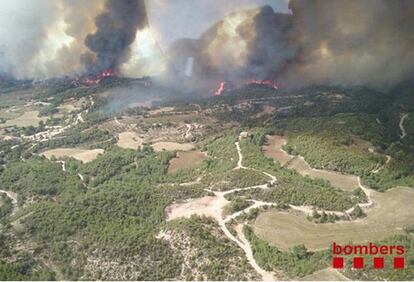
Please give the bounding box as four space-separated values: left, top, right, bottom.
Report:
214 82 226 96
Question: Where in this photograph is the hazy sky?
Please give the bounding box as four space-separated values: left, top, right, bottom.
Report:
146 0 290 47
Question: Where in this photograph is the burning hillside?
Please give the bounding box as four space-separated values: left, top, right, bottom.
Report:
165 1 414 92
0 1 414 92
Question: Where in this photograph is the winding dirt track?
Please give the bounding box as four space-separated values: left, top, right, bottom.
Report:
166 132 381 280
399 113 409 139
166 134 278 280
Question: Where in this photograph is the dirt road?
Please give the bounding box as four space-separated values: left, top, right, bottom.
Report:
167 134 278 280
400 113 409 139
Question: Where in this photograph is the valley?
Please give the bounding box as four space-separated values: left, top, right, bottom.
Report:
0 79 414 281
1 1 414 281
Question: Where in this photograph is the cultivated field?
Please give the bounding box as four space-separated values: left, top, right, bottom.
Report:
152 142 195 152
42 148 104 163
3 111 47 128
253 186 414 251
168 150 207 174
117 131 143 150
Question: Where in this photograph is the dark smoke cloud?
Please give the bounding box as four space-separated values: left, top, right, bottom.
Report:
1 0 414 91
165 6 297 87
166 0 414 91
83 0 148 74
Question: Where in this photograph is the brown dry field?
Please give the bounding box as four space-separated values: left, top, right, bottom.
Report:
300 268 348 281
151 142 195 152
2 111 47 128
263 135 358 191
253 186 414 251
42 148 104 163
168 151 207 174
117 132 143 150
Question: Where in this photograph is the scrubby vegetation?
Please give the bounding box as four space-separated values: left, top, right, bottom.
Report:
35 127 115 151
0 145 206 280
1 80 414 281
0 194 13 223
236 130 363 211
165 217 259 280
278 114 414 190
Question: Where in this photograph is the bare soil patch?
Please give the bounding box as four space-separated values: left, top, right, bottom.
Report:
166 196 228 221
253 186 414 251
262 135 293 166
152 142 195 152
117 132 143 150
42 148 104 163
168 151 207 174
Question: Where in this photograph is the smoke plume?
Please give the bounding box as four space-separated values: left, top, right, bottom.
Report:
281 0 414 89
165 6 296 88
1 0 414 91
165 0 414 90
83 0 148 74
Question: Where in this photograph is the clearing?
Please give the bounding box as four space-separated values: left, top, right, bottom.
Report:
262 135 293 166
42 148 104 163
2 111 47 127
168 151 207 174
151 142 195 152
166 195 227 221
253 186 414 251
117 131 143 150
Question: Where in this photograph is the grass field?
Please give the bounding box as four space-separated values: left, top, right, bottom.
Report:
2 111 47 128
152 142 195 152
253 186 414 251
41 148 105 163
117 131 143 150
168 150 207 173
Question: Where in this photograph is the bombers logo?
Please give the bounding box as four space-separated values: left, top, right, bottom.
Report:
332 242 405 269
